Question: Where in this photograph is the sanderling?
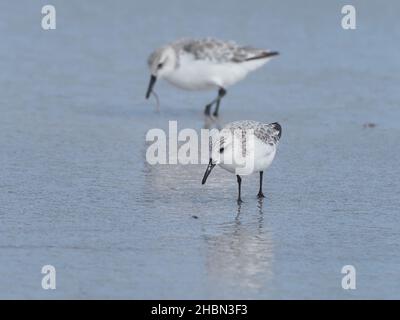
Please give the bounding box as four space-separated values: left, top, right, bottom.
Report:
146 38 279 117
201 120 282 203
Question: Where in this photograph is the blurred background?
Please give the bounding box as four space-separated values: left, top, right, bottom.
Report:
0 0 399 299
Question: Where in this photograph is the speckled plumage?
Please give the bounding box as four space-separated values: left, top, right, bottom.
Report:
225 120 282 145
176 38 274 63
148 38 278 69
214 120 282 153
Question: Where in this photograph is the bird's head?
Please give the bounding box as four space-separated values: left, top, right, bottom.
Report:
146 46 177 99
202 133 234 184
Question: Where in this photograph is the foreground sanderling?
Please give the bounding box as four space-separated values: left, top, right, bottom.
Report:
202 120 282 203
146 38 279 117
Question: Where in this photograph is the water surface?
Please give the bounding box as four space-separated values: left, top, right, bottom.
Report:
0 0 399 299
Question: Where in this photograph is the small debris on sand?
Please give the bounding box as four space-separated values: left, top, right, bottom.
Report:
363 123 377 128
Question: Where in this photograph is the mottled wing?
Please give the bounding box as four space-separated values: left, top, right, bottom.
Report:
227 120 281 145
254 122 282 145
178 38 273 64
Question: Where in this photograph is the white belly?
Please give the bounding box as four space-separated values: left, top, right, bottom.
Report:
219 137 277 176
164 56 255 91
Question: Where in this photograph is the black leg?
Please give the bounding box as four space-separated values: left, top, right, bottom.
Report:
212 88 226 117
204 104 212 116
257 171 265 198
237 175 243 204
204 96 218 116
204 88 226 117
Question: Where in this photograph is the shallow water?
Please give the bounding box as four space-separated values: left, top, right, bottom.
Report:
1 0 400 299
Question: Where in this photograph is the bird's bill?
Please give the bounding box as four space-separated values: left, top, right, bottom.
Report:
145 75 157 99
202 159 216 185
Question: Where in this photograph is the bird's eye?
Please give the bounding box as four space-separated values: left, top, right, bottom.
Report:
219 147 224 153
157 63 163 69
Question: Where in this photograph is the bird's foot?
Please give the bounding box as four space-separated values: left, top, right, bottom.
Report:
212 111 219 118
257 192 265 199
237 198 243 205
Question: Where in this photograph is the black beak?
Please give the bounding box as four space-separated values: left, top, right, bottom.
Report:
202 159 216 185
145 75 157 99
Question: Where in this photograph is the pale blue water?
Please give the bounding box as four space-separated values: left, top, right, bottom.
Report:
1 0 399 299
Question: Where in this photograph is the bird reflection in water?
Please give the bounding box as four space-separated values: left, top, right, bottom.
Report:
204 197 274 292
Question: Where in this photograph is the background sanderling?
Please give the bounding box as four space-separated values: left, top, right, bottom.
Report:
146 38 279 117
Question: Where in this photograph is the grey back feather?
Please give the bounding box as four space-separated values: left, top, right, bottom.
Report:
173 38 268 63
211 120 281 158
225 120 282 145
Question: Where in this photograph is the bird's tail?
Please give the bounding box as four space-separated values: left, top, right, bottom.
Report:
245 51 279 61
